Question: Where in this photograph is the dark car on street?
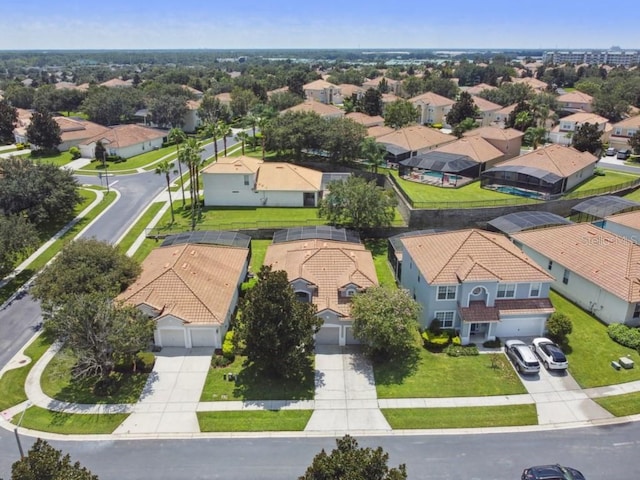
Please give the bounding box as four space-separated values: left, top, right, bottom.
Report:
522 464 586 480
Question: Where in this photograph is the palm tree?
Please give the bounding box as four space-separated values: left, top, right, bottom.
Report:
180 138 204 230
360 137 387 174
201 122 220 160
525 126 547 150
235 131 249 156
218 121 232 156
168 128 187 206
155 159 176 224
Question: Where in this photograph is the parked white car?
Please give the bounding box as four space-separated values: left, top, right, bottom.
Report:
531 337 568 371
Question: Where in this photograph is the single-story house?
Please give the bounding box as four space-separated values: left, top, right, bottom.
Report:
283 99 344 119
376 125 456 163
480 144 597 198
399 229 555 344
345 112 385 128
14 115 110 151
548 112 609 146
556 91 593 113
118 241 250 348
79 124 167 159
464 126 524 160
608 115 640 150
512 223 640 327
409 91 455 126
263 236 378 346
202 155 349 207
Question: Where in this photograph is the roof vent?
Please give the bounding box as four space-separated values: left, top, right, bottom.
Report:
182 262 188 269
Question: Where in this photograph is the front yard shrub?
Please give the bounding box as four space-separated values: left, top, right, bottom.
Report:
135 352 156 373
444 344 479 357
546 312 573 344
222 331 235 360
607 323 640 350
483 338 502 348
69 146 81 159
428 318 442 335
422 331 449 352
211 355 233 368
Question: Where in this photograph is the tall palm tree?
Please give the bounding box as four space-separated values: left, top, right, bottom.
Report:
168 128 187 207
360 137 387 174
235 131 249 156
180 138 204 230
218 121 232 156
201 122 220 160
155 159 176 224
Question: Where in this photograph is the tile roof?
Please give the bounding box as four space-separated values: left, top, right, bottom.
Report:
511 77 548 90
215 92 231 104
381 93 400 103
80 124 166 149
557 91 593 104
284 99 344 117
492 144 597 178
401 229 554 285
560 112 608 124
267 86 289 97
304 79 338 90
464 83 498 95
345 112 384 127
409 91 456 107
459 298 555 322
118 244 249 325
338 84 364 97
186 99 202 110
201 155 261 175
377 125 455 152
99 78 133 88
367 125 395 138
433 136 503 164
494 104 517 116
513 223 640 302
459 302 499 322
612 114 640 130
606 210 640 230
465 126 525 141
363 76 400 87
264 240 378 317
472 96 502 112
54 117 110 143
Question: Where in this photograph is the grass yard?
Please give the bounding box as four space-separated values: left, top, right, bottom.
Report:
550 292 640 388
132 238 161 263
594 392 640 417
0 336 52 412
76 145 178 173
30 150 74 167
200 356 315 402
382 404 537 429
364 239 397 288
40 348 149 404
14 406 127 434
374 348 526 398
117 202 166 255
624 187 640 203
564 169 640 197
197 410 312 432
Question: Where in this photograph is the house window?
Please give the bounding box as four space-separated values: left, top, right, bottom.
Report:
345 288 356 297
634 304 640 319
562 269 570 285
243 175 250 186
529 282 541 297
614 128 622 135
295 291 311 302
437 286 457 300
497 284 516 298
548 260 553 270
629 130 637 137
435 311 455 328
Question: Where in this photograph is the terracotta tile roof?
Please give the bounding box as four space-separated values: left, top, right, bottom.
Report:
494 104 517 116
381 93 400 103
186 99 202 110
304 79 338 90
409 91 456 107
459 301 499 322
472 96 502 112
267 86 289 97
215 92 231 104
495 298 555 315
606 210 640 230
54 117 110 143
464 83 498 95
433 136 503 164
401 229 554 285
338 84 364 97
264 240 378 317
284 100 344 117
181 84 203 96
118 244 248 325
377 125 455 152
54 81 78 90
511 77 548 90
363 76 400 87
256 163 323 191
201 155 261 175
492 144 597 178
513 223 640 302
99 78 133 88
465 126 524 141
612 114 640 130
80 124 166 149
560 112 608 125
557 91 593 104
367 125 395 138
345 112 384 127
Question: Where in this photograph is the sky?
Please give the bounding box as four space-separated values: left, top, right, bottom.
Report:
2 0 640 51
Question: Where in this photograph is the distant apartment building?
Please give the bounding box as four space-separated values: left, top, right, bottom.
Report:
543 50 640 67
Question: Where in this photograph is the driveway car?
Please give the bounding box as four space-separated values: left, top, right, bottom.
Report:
605 147 617 156
532 337 568 370
617 149 631 160
505 339 540 374
522 464 586 480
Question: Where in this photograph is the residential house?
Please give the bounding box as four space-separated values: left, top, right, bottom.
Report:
481 144 597 198
118 240 250 348
431 136 504 171
490 104 516 127
512 223 640 327
464 126 524 160
376 125 456 163
303 79 342 104
510 77 549 93
362 76 402 96
399 229 555 344
345 112 384 128
381 93 401 108
548 112 609 146
78 124 166 159
608 115 640 150
215 92 232 107
471 96 503 126
283 99 344 119
13 114 110 152
601 210 640 243
183 99 202 133
337 84 365 101
367 125 395 139
201 155 349 207
181 85 204 98
556 91 593 113
409 91 456 126
462 83 497 96
263 237 378 346
99 78 134 88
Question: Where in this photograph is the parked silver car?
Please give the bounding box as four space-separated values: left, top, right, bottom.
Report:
532 337 568 371
505 339 540 374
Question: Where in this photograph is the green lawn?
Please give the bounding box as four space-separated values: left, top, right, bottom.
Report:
594 392 640 417
382 404 537 429
14 406 127 434
40 348 149 404
564 169 640 197
0 336 52 412
374 348 526 398
132 238 161 263
30 150 74 167
197 410 312 432
76 145 179 173
200 356 315 402
364 239 397 288
117 202 166 255
550 292 640 388
624 187 640 203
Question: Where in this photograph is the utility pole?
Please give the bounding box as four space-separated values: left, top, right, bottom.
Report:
14 402 30 459
102 151 110 194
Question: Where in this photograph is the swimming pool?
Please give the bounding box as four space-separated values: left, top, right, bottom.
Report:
495 185 543 199
422 171 462 181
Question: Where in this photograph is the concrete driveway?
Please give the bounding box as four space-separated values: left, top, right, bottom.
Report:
114 347 213 435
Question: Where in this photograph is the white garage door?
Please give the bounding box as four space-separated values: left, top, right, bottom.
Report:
315 326 340 345
345 327 360 345
191 328 216 347
159 329 186 347
496 317 544 338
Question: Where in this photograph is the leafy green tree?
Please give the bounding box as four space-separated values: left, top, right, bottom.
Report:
572 122 603 155
319 176 396 230
11 439 99 480
235 130 250 156
0 157 81 227
218 121 233 155
629 130 640 155
0 215 39 277
148 94 187 129
155 159 176 223
361 88 383 116
592 92 629 122
478 82 532 106
235 265 321 380
197 94 231 125
446 92 478 127
3 83 35 109
230 87 258 118
0 99 18 144
268 90 303 111
80 86 143 125
423 76 460 99
287 70 309 97
26 109 61 151
506 101 534 131
384 99 418 129
299 435 407 480
351 286 421 360
402 76 426 98
360 137 387 173
546 312 573 345
263 111 323 161
322 118 366 164
32 238 141 314
524 126 547 150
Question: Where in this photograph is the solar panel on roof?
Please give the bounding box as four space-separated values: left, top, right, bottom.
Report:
160 230 251 249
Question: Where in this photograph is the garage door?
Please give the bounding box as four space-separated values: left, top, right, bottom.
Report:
496 317 544 338
315 326 340 345
191 328 216 347
345 327 360 345
159 329 186 347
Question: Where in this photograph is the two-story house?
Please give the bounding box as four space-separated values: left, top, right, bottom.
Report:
471 96 503 126
608 115 640 151
263 235 378 346
399 229 555 345
303 79 342 104
548 112 609 146
556 91 593 114
362 76 403 96
409 91 456 126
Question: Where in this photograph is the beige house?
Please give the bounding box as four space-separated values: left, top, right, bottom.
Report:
556 91 593 113
548 112 609 146
510 77 549 93
376 125 456 162
472 96 503 126
264 239 378 346
79 124 166 159
345 112 384 128
463 83 497 96
433 136 504 170
283 99 344 119
362 76 402 95
491 104 517 127
118 242 249 348
13 114 110 152
338 83 365 100
303 79 342 104
367 125 395 138
409 91 455 126
464 126 524 160
99 78 134 88
609 115 640 150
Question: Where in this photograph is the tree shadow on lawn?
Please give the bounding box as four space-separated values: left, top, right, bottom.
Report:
371 347 420 385
232 361 315 401
51 370 149 405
